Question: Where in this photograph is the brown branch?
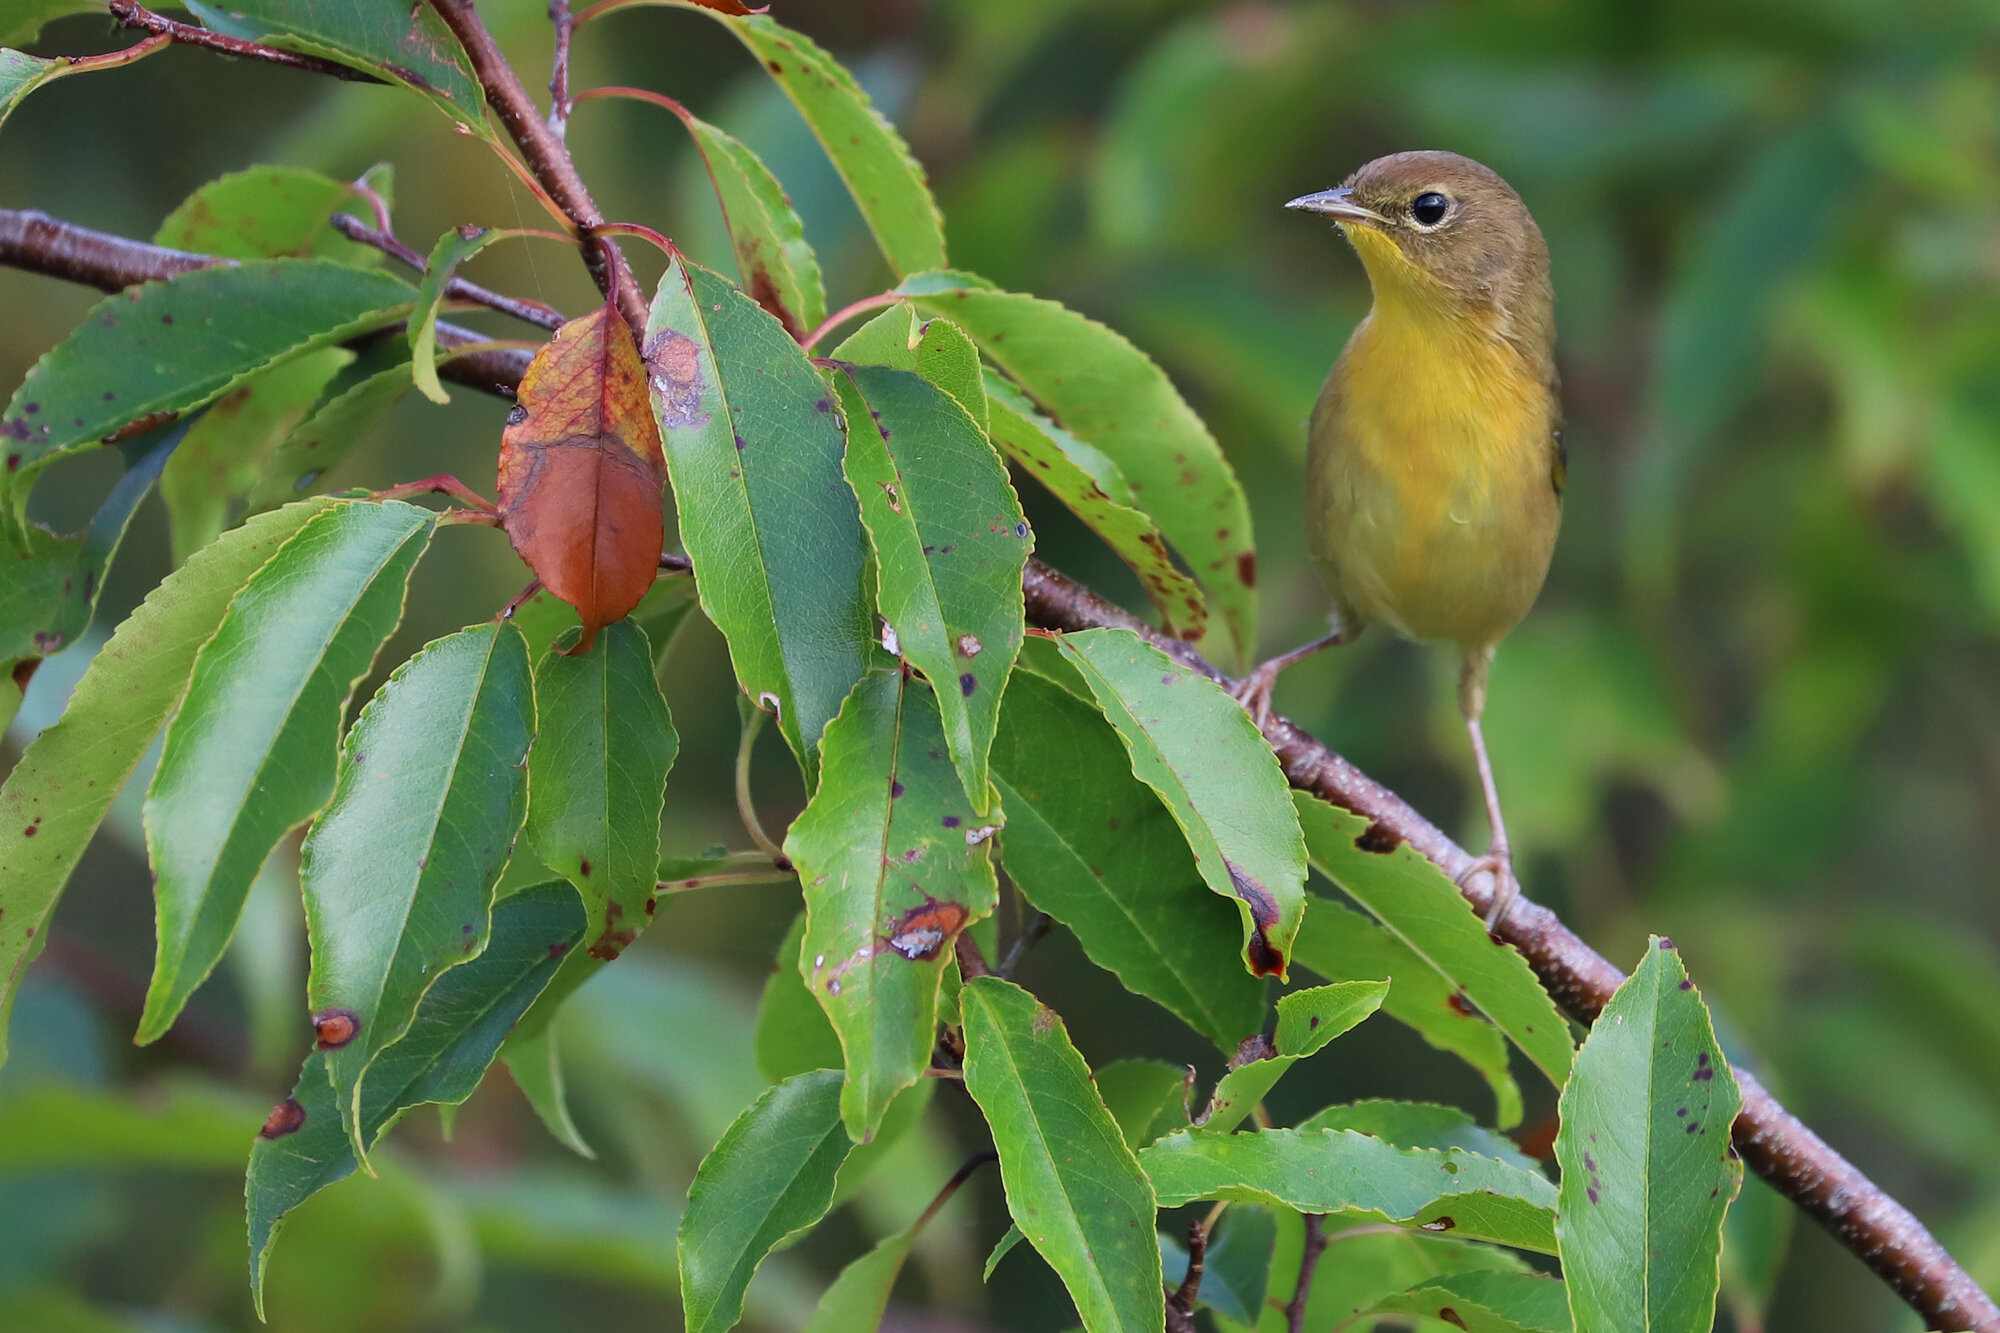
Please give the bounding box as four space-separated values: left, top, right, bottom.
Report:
106 0 388 83
1166 1217 1206 1333
1019 560 2000 1333
328 213 567 331
0 208 1992 1331
425 0 649 338
0 209 531 398
546 0 575 143
1284 1214 1328 1333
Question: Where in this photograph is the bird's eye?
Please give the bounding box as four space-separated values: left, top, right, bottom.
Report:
1410 192 1450 227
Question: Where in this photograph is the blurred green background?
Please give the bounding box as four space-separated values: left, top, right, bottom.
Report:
5 0 2000 1328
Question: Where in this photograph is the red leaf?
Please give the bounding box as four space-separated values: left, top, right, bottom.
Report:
498 303 666 649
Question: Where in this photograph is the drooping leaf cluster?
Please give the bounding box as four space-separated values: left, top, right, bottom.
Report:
0 4 1753 1330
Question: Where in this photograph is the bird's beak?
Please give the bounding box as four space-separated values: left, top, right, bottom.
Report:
1285 187 1384 226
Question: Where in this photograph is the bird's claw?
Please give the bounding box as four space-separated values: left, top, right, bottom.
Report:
1455 850 1519 935
1230 664 1281 729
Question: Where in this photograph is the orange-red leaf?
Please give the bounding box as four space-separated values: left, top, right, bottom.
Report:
498 303 666 649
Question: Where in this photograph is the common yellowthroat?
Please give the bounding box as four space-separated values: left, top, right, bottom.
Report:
1240 151 1562 928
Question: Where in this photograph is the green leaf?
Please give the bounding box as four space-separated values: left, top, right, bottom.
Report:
246 883 585 1311
154 165 376 264
961 976 1162 1333
1260 1213 1533 1333
832 304 987 429
690 9 946 277
409 226 505 404
302 621 536 1160
644 256 871 782
1291 893 1524 1128
1095 1059 1191 1150
248 346 418 509
139 499 436 1044
835 362 1028 810
754 910 843 1083
0 498 332 1068
1195 981 1385 1135
678 1068 851 1333
1358 1271 1574 1332
502 1025 592 1158
901 273 1256 667
1 1 98 47
1553 938 1743 1333
1139 1127 1558 1254
1 260 417 485
1294 793 1574 1089
991 669 1263 1050
985 374 1208 639
525 621 677 962
159 348 352 563
678 107 826 338
1057 628 1304 978
783 670 1000 1140
1298 1100 1542 1173
0 48 63 135
182 0 484 124
983 1223 1027 1282
804 1228 913 1333
0 423 184 712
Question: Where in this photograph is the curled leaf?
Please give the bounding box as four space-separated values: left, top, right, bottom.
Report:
498 303 666 648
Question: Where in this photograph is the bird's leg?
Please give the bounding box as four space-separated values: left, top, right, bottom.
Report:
1230 621 1349 727
1451 646 1519 931
1456 713 1519 931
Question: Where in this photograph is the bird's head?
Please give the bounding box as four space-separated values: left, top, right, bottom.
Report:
1288 151 1549 316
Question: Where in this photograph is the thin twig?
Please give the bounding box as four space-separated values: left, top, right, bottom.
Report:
329 214 568 331
997 911 1051 979
426 0 649 338
0 209 532 398
1284 1215 1328 1333
1 209 1992 1333
546 0 575 142
1166 1217 1207 1333
911 1152 996 1234
106 0 387 83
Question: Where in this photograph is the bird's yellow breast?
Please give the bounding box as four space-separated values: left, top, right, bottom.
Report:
1306 230 1560 652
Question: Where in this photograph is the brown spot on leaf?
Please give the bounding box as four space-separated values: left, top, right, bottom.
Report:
1445 987 1474 1018
1419 1216 1455 1232
101 409 178 444
588 899 639 960
1354 821 1402 853
1437 1310 1468 1330
1693 1052 1714 1082
1236 551 1256 588
313 1009 360 1049
578 858 592 877
642 326 709 431
884 897 969 961
258 1098 307 1139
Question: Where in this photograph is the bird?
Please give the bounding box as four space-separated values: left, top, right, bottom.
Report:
1237 150 1563 930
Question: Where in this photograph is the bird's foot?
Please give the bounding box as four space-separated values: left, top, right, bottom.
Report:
1455 849 1520 936
1230 662 1284 728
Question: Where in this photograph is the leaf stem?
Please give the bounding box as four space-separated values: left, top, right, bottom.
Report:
800 292 906 352
734 706 788 865
60 34 171 75
655 868 793 893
